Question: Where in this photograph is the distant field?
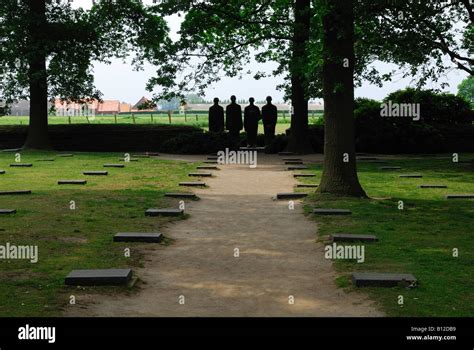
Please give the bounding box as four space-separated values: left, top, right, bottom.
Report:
0 113 324 135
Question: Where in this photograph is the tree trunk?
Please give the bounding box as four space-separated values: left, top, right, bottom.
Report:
287 0 313 154
24 0 51 150
318 0 366 197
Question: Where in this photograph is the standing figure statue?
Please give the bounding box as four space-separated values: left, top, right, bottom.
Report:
208 97 224 133
261 96 278 145
244 97 261 147
225 95 243 139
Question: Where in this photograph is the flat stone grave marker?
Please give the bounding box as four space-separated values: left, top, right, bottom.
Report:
84 171 108 176
419 185 447 189
36 159 55 162
352 272 417 288
57 154 74 157
119 158 139 162
288 165 308 170
399 174 423 178
10 163 32 167
445 194 474 199
330 233 378 242
0 209 16 215
285 161 304 165
165 193 198 199
2 148 22 152
295 184 319 188
104 164 125 168
58 180 87 185
145 152 160 156
179 182 206 187
197 166 219 170
131 154 150 158
0 190 31 196
380 166 401 170
188 173 212 177
145 208 184 217
0 170 5 174
279 152 294 156
276 193 308 200
293 174 315 178
114 232 163 243
313 209 352 216
65 269 132 286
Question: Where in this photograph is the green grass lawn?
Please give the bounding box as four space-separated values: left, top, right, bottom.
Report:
300 156 474 317
0 151 199 316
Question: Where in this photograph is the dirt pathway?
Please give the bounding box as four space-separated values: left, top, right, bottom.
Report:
65 154 382 317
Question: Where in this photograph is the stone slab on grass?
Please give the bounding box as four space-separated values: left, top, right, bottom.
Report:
83 171 108 176
58 180 87 185
65 269 132 286
330 233 378 242
352 272 417 288
0 209 16 215
179 182 206 187
188 173 212 177
295 184 319 188
276 193 308 200
104 164 125 168
419 185 447 189
113 232 163 243
145 208 184 217
0 190 31 196
10 164 32 167
445 194 474 199
293 174 315 178
165 193 198 199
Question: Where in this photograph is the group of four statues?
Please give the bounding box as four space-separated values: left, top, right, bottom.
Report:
208 96 278 147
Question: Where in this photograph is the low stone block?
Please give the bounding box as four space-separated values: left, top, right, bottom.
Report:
352 272 417 288
83 171 108 176
288 166 308 170
400 174 423 178
65 269 132 286
36 159 55 162
313 209 352 215
293 174 315 178
330 234 378 242
165 193 198 199
2 148 22 152
113 232 163 243
10 164 32 167
419 185 447 189
295 184 319 188
188 173 212 177
179 182 206 187
197 166 219 170
58 180 87 185
276 193 308 200
57 154 74 157
445 194 474 199
0 209 16 215
0 190 31 196
145 208 184 217
0 170 5 174
119 158 139 162
285 161 304 165
104 164 125 168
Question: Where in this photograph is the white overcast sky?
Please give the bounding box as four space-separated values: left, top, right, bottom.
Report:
72 0 468 104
